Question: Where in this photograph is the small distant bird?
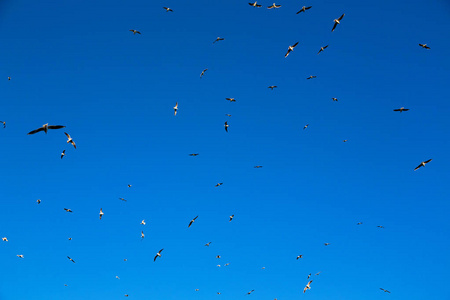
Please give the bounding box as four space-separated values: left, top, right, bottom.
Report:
249 1 262 7
393 107 409 112
127 184 132 187
306 75 317 80
61 150 65 159
2 237 8 242
317 45 328 54
119 198 127 202
0 121 5 128
217 292 221 295
332 97 338 101
303 124 309 130
414 159 432 171
254 166 263 168
116 276 120 280
200 69 208 78
296 6 312 14
261 267 265 269
17 254 24 258
37 199 41 204
213 37 224 44
64 208 72 213
225 114 232 117
217 264 221 267
268 85 277 90
267 3 281 9
315 272 321 275
129 29 141 34
205 242 211 246
357 222 363 225
7 77 11 80
419 44 430 49
377 225 384 229
64 284 68 287
154 248 164 261
285 42 299 58
67 256 75 263
173 102 178 116
125 295 129 297
247 290 255 295
324 243 330 246
163 7 173 12
141 231 145 239
188 216 198 228
27 123 65 135
307 273 311 279
303 280 313 293
380 288 391 293
343 140 348 142
140 220 146 225
225 98 236 102
195 289 199 291
99 208 104 220
124 259 127 261
215 182 223 187
224 121 229 132
216 255 221 259
229 215 234 222
297 255 303 260
65 132 76 149
68 238 72 240
224 263 230 266
332 14 345 32
189 153 199 156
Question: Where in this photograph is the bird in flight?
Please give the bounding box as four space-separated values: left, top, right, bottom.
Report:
247 290 255 295
315 272 321 275
64 132 76 149
307 273 311 279
195 289 199 291
200 69 208 78
67 256 75 263
127 184 132 187
99 208 104 220
414 159 432 171
129 29 141 34
141 231 145 239
285 42 299 58
154 249 164 261
377 225 384 229
225 114 232 117
418 44 430 49
2 237 8 242
254 166 263 168
267 3 281 9
140 219 146 225
393 107 409 112
173 102 178 116
296 255 303 260
215 182 223 187
116 276 120 280
317 45 328 54
306 75 317 80
68 238 72 240
332 14 345 32
296 6 312 14
216 255 221 259
7 77 11 80
17 254 24 258
229 215 234 222
303 124 309 130
332 97 338 102
64 208 73 213
225 98 236 102
343 140 348 142
357 222 363 225
249 1 262 7
188 216 198 228
37 199 41 204
303 280 313 293
189 153 199 156
27 123 65 135
268 85 277 90
205 242 211 246
213 37 224 44
324 243 330 246
61 150 65 159
163 7 173 12
0 121 5 128
380 288 391 293
224 121 229 132
119 198 127 202
224 263 230 266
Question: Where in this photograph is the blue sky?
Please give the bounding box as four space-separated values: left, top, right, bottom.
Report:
0 0 449 299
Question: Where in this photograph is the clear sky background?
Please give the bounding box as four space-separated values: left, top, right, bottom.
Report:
0 0 449 299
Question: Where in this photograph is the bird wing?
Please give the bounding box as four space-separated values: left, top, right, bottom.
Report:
414 164 423 171
153 254 158 261
306 6 312 9
48 125 65 130
193 215 198 220
64 132 71 139
424 159 432 164
323 45 328 49
332 23 338 32
338 13 345 20
27 127 44 135
293 42 299 47
284 49 291 57
393 109 400 111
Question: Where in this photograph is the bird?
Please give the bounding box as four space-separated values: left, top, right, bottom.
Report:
249 1 262 7
217 264 221 267
303 280 313 293
140 220 146 225
68 238 72 240
303 124 309 130
174 102 178 116
315 272 321 275
324 243 330 246
27 123 65 135
224 263 230 266
64 132 76 149
414 159 432 171
297 255 303 260
215 182 223 187
188 216 198 228
17 254 24 258
124 259 127 261
205 242 211 246
225 98 236 102
254 166 263 168
217 292 221 295
224 122 229 132
225 114 232 117
268 85 277 90
261 267 265 269
332 14 345 32
229 215 234 222
141 231 145 239
296 6 312 14
332 97 338 102
306 75 316 80
154 248 164 261
189 153 199 156
317 45 328 54
61 150 65 159
247 290 255 295
307 273 311 279
213 37 224 44
267 3 281 9
0 121 5 128
377 225 384 229
195 289 199 291
357 222 363 225
216 255 221 259
200 69 208 78
116 276 120 280
99 208 104 220
37 199 41 204
2 237 8 242
285 42 299 58
163 7 173 12
125 295 129 297
129 29 141 34
343 140 348 142
393 107 409 112
419 44 430 49
7 76 11 80
64 208 73 213
67 256 75 263
380 288 391 293
119 198 127 202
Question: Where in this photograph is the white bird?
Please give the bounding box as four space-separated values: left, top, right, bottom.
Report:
140 219 146 225
99 208 104 220
174 102 178 116
27 123 65 135
17 254 24 258
65 132 76 149
2 237 8 242
297 255 303 260
285 42 299 58
332 14 345 32
303 280 312 293
116 276 120 280
61 150 65 159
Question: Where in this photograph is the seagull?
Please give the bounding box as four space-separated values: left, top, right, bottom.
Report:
419 44 430 49
343 140 348 142
37 199 41 204
380 288 391 293
324 243 330 246
306 75 316 80
68 238 72 240
174 102 178 116
99 208 104 220
285 42 299 58
414 159 432 171
318 45 328 54
254 166 263 168
0 121 5 128
141 231 145 239
200 69 208 78
377 225 384 229
268 85 277 90
17 254 24 258
296 6 312 14
307 273 311 279
61 150 65 159
303 124 309 130
116 276 120 280
249 1 262 7
215 182 223 187
297 255 303 260
154 248 164 261
129 29 141 34
267 3 281 9
64 208 73 213
303 280 313 293
27 123 65 135
67 256 75 263
224 121 229 132
213 37 224 44
127 184 132 187
205 242 211 246
188 216 198 228
332 14 345 32
217 292 221 295
225 98 236 102
225 114 232 117
229 215 234 222
216 255 221 259
140 219 146 225
7 77 11 80
163 7 173 12
332 97 338 101
65 132 76 149
393 107 409 112
2 237 8 242
217 264 221 267
357 222 363 225
247 290 255 295
189 153 199 156
119 198 127 202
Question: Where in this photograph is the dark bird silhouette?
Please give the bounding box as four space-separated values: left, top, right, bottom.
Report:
306 75 316 80
67 256 75 263
296 255 303 260
213 37 224 44
226 98 236 102
247 290 255 295
318 45 328 54
332 97 338 101
268 85 277 90
215 182 223 187
224 121 229 132
393 107 409 112
296 6 312 14
188 216 198 228
61 150 65 159
229 214 234 222
285 42 299 58
205 242 211 246
154 248 164 261
129 29 141 34
414 159 432 171
119 198 127 202
249 2 262 7
303 124 309 130
27 124 65 135
380 288 391 293
64 208 73 213
189 153 199 156
419 44 430 49
0 121 5 128
200 69 208 78
267 3 281 9
163 7 173 12
331 14 345 32
254 166 263 168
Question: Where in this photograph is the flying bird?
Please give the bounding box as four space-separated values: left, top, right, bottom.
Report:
17 254 24 258
163 7 173 12
116 276 120 280
64 208 73 213
414 159 432 171
200 69 208 78
377 225 384 229
27 123 65 135
67 256 75 263
343 140 348 142
247 290 255 295
99 208 104 220
267 3 281 9
229 215 234 222
213 37 224 44
129 29 141 34
225 114 232 117
419 44 430 49
332 97 338 101
297 255 303 260
188 216 198 228
7 77 11 80
195 289 199 291
217 264 221 267
224 263 230 266
306 75 317 80
64 132 76 149
141 231 145 239
140 220 146 225
249 1 262 7
224 121 229 132
205 242 211 246
189 153 199 156
0 121 5 128
268 86 277 90
285 42 299 58
303 280 313 293
315 272 321 275
154 248 164 261
173 102 178 116
357 222 363 225
216 255 221 259
307 273 311 279
296 6 312 14
37 199 41 204
127 184 132 187
119 198 127 202
225 98 236 102
303 124 309 130
254 166 263 168
61 150 65 159
380 288 391 293
324 243 330 246
2 237 8 242
332 14 345 32
68 238 72 240
317 45 328 54
393 107 409 112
